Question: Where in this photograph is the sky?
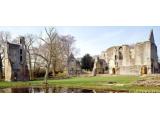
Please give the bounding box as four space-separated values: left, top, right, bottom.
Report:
0 26 160 58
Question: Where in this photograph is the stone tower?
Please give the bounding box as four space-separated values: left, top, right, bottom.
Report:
149 29 155 43
149 30 159 73
4 36 29 81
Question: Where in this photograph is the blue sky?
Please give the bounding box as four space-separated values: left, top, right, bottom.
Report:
0 26 159 58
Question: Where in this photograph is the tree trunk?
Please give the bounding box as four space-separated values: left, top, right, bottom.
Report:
44 65 49 84
66 56 70 76
52 60 56 77
28 53 32 80
33 57 37 79
66 63 69 76
52 68 55 77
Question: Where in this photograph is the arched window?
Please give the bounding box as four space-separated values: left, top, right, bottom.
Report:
115 55 117 60
119 47 123 60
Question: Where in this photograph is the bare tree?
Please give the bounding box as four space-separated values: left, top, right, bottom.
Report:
60 35 76 75
50 35 65 76
24 34 36 80
31 47 39 78
0 31 11 79
25 27 78 83
0 31 11 42
0 31 11 59
35 27 57 83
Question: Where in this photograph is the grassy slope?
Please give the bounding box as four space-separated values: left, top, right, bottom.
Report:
1 75 160 92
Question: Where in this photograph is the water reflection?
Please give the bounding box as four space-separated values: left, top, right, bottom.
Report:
0 87 95 93
0 86 129 93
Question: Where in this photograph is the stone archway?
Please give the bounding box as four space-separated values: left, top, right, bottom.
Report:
13 72 18 81
141 66 147 75
112 68 116 74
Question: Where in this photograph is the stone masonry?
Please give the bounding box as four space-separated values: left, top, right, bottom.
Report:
98 30 159 75
4 37 29 81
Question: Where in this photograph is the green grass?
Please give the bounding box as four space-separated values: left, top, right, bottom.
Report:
0 81 31 88
1 75 160 93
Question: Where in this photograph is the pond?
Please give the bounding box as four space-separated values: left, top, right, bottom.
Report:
0 87 95 93
0 86 129 93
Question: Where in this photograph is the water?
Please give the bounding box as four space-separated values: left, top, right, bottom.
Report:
0 86 129 93
0 87 95 93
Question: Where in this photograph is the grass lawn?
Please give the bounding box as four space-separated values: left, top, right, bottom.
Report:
1 75 160 93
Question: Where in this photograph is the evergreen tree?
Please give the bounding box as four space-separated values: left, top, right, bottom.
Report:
81 54 94 71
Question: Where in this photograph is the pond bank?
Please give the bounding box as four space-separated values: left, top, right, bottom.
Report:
0 75 160 93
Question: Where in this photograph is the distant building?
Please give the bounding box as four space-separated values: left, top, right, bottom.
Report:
4 37 29 81
68 53 81 76
92 57 107 75
97 30 160 75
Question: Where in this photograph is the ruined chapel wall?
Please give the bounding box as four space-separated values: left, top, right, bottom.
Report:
134 42 152 74
119 66 143 75
151 42 159 72
4 43 12 81
122 45 131 66
99 30 159 75
151 43 158 61
135 43 145 65
106 47 116 74
4 37 29 81
106 47 116 62
8 44 20 69
142 42 151 66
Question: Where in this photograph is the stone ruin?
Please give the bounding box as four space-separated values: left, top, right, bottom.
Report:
67 53 82 76
94 30 160 75
4 37 29 81
92 57 107 76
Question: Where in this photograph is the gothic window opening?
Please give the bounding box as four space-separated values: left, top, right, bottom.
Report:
119 52 123 60
20 49 22 55
20 56 22 62
115 55 117 60
119 47 123 60
112 68 116 74
20 49 23 62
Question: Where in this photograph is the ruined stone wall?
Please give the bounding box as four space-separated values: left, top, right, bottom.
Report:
68 59 77 75
105 47 116 74
122 45 131 66
135 43 144 65
4 37 29 81
134 41 151 74
103 41 155 75
143 42 152 74
4 43 13 81
99 30 159 75
5 43 21 81
68 54 81 76
151 42 159 73
119 65 144 75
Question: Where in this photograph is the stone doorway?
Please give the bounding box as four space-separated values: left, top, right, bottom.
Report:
13 72 18 81
112 68 116 74
141 66 147 75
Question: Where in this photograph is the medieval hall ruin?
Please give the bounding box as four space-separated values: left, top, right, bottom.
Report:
4 37 29 81
94 30 160 75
